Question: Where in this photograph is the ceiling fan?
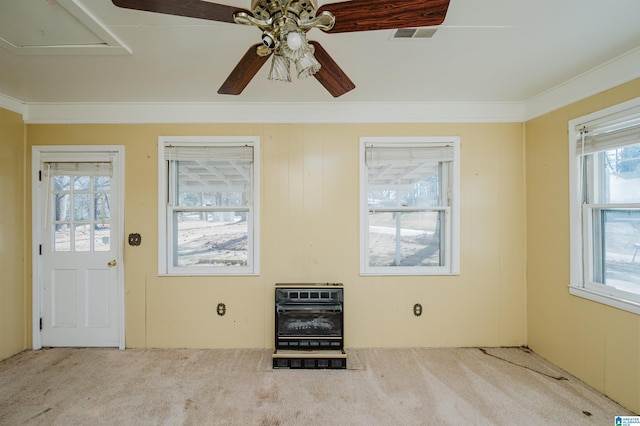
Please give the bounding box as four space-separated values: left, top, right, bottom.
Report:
112 0 450 97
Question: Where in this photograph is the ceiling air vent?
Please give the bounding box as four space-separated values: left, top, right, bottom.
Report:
392 28 438 39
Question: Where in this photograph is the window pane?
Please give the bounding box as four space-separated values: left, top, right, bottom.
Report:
74 224 91 252
368 211 442 267
599 209 640 294
53 175 71 191
599 142 640 203
174 211 248 267
74 175 90 191
54 193 70 221
94 225 111 252
94 176 110 191
54 224 70 252
73 194 90 221
177 161 251 207
95 193 111 221
368 161 441 207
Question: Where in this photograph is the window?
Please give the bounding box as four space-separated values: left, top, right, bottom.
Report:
569 98 640 314
360 137 460 275
46 161 112 252
158 137 259 276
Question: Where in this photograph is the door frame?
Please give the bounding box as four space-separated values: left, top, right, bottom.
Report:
32 145 125 350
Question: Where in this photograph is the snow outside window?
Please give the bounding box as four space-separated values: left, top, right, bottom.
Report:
360 137 460 275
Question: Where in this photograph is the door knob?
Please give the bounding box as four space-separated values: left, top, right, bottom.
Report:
107 259 117 267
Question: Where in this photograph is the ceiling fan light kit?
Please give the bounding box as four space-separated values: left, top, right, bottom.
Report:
296 51 321 80
269 54 291 82
268 20 321 82
286 31 303 50
112 0 450 97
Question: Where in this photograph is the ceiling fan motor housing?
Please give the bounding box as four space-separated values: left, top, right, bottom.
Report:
248 0 326 52
251 0 318 22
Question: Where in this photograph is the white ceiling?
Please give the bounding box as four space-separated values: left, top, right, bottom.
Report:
1 0 640 122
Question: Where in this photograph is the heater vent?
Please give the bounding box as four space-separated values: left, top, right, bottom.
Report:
392 27 438 39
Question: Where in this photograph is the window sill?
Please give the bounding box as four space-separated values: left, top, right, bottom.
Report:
360 270 460 277
569 286 640 315
159 270 259 277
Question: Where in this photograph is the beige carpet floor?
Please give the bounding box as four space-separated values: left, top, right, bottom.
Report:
0 347 635 425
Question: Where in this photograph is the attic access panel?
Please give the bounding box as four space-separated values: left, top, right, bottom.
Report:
0 0 129 55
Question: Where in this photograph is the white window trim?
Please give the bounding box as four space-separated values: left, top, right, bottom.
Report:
158 136 260 276
568 97 640 315
359 136 460 276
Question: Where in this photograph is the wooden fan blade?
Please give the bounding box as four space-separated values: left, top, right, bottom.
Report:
309 41 355 98
318 0 450 33
112 0 248 24
218 44 271 95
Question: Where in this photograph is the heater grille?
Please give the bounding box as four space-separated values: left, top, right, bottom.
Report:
274 283 346 369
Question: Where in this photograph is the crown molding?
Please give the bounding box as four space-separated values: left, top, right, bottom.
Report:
524 46 640 121
22 101 525 124
0 93 24 115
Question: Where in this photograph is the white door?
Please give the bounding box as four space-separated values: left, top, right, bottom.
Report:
33 147 124 348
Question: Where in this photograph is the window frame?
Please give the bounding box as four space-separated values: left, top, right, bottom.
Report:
568 97 640 314
359 136 460 276
158 136 260 276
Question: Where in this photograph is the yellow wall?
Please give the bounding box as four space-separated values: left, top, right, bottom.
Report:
26 122 526 350
0 108 26 360
525 78 640 412
10 79 640 412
